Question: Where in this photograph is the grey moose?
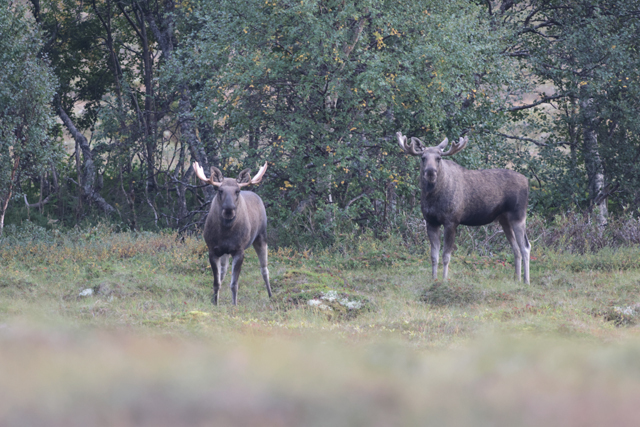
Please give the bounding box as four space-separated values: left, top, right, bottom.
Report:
397 132 531 284
194 161 272 305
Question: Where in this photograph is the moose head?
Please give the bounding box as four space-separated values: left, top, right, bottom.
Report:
194 162 267 223
397 132 468 189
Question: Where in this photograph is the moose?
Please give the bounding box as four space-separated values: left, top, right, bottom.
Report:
193 161 272 305
397 132 531 284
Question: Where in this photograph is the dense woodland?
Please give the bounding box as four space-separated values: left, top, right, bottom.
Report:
1 0 640 246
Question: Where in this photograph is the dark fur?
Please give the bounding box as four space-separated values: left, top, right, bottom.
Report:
403 136 531 283
420 161 529 227
203 168 272 305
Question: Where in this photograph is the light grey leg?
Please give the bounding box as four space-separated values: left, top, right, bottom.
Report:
442 224 457 280
209 253 222 305
427 223 441 280
253 238 272 298
229 252 245 306
499 216 522 281
513 221 531 285
220 254 230 283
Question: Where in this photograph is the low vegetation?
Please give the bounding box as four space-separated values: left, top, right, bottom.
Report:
1 215 640 425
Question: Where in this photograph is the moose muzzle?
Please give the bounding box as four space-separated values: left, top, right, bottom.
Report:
425 167 438 183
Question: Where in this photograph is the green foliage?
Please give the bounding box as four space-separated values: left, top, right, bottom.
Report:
172 0 517 244
0 2 57 151
0 0 59 233
504 0 640 215
4 0 640 247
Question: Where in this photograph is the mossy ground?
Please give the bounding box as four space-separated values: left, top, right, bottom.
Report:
271 269 374 319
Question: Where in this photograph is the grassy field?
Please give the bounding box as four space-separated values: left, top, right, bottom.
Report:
2 222 640 426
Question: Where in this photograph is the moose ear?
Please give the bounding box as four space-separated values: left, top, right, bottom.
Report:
436 137 449 152
237 168 252 184
210 167 224 183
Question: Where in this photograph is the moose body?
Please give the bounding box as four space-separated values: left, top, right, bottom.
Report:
398 132 531 284
194 162 272 305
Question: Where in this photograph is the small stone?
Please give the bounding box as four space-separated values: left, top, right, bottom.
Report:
308 299 332 311
79 288 93 297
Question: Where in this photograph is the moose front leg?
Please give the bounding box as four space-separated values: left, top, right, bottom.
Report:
219 254 230 283
229 251 245 306
426 223 441 280
209 253 223 305
442 224 457 280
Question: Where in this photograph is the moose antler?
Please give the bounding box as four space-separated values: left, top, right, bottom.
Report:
397 132 426 156
441 136 468 157
193 162 222 187
238 162 268 187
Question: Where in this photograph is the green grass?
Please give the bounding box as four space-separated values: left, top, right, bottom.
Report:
2 223 640 425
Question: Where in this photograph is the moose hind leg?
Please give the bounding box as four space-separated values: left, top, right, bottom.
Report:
229 252 245 306
426 223 441 280
499 216 522 282
512 221 531 285
253 237 272 298
441 224 457 280
209 253 222 305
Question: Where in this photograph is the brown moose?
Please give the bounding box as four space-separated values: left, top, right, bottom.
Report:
193 161 272 305
397 132 531 284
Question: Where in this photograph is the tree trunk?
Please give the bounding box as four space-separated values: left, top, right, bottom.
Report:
141 2 215 228
579 89 607 226
117 1 158 192
57 104 116 215
137 3 157 192
179 87 215 203
0 155 20 237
